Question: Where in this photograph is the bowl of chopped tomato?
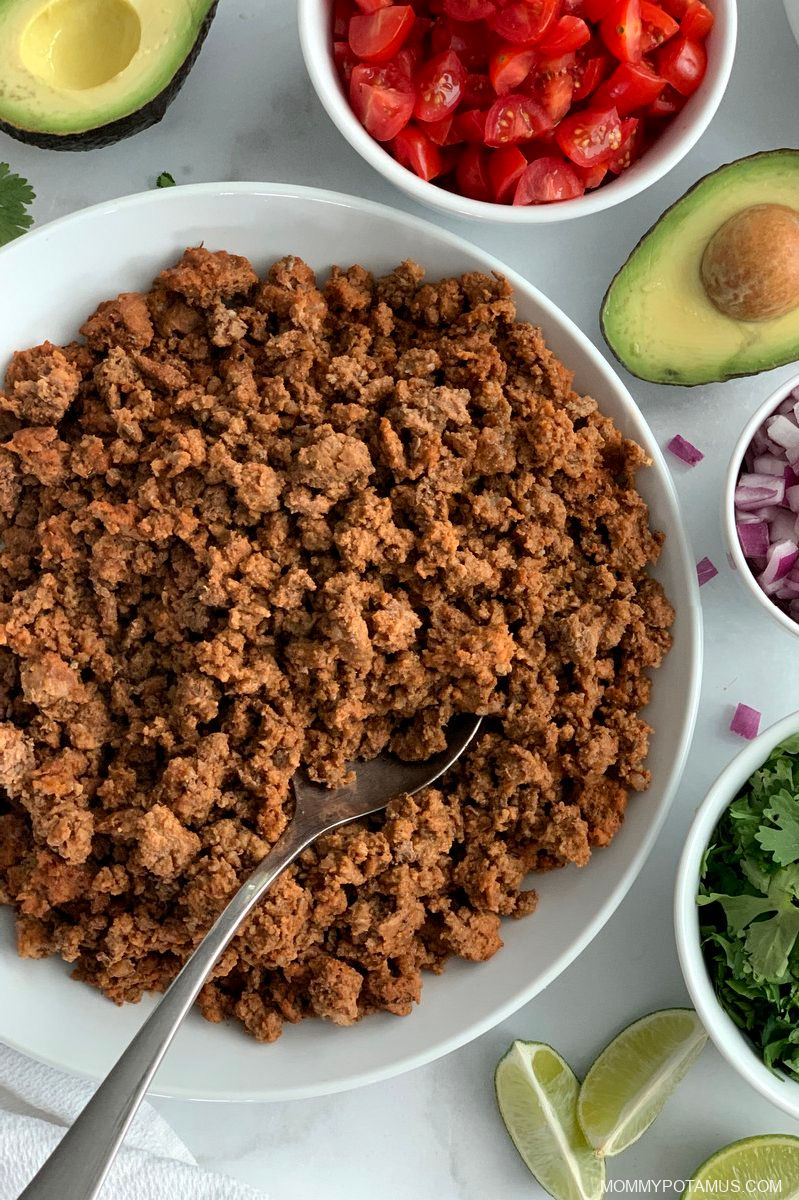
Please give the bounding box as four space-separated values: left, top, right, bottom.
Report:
298 0 736 220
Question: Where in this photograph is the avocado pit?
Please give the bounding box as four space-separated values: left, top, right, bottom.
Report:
700 203 799 323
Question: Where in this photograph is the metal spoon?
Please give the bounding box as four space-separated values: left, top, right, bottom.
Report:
18 714 482 1200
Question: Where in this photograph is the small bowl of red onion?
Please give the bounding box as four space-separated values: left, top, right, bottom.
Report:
725 369 799 637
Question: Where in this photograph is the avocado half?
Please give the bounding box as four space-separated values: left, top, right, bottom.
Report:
0 0 218 150
601 150 799 386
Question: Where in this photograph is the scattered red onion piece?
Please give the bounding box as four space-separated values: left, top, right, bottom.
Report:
667 434 704 466
730 703 761 740
696 556 718 587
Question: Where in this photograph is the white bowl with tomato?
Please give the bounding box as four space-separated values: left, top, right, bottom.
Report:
298 0 736 220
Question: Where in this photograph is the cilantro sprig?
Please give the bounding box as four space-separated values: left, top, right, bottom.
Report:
699 733 799 1077
0 163 34 247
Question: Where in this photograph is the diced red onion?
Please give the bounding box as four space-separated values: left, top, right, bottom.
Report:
735 481 786 510
667 435 704 466
767 414 799 454
753 454 786 476
696 556 718 587
768 510 799 543
775 579 799 599
730 703 761 740
759 539 799 587
735 389 799 619
737 521 769 558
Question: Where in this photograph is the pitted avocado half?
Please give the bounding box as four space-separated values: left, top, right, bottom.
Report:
0 0 217 149
601 150 799 386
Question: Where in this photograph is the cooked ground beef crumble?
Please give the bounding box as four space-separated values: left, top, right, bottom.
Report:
0 249 673 1040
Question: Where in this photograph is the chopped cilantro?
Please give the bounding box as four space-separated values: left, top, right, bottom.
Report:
699 733 799 1078
0 163 35 247
156 171 176 188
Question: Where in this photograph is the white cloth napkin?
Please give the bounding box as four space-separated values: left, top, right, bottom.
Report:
0 1042 267 1200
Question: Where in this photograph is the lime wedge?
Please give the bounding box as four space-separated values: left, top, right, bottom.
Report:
495 1041 605 1200
684 1135 799 1199
577 1008 707 1157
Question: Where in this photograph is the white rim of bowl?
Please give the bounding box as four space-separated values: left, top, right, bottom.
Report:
297 0 737 224
674 710 799 1119
0 182 703 1099
722 368 799 641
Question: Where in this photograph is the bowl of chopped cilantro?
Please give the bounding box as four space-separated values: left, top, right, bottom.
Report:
676 712 799 1118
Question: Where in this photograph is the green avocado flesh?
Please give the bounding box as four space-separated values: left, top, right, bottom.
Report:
601 150 799 386
0 0 216 148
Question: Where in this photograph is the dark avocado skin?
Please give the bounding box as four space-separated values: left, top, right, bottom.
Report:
599 149 799 387
0 0 218 151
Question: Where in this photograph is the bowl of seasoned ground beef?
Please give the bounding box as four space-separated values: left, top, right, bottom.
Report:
0 183 701 1101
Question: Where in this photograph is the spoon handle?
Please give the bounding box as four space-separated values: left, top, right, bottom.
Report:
18 817 317 1200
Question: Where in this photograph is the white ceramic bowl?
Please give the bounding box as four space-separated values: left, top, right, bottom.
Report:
722 369 799 642
675 710 799 1120
0 183 702 1100
298 0 737 224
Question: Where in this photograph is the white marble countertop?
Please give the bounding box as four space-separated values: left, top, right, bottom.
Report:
5 1 799 1195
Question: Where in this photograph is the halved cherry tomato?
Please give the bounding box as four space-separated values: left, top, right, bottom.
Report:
514 155 585 203
349 6 416 61
393 124 445 177
488 145 528 201
592 59 664 113
528 56 577 122
354 0 393 11
334 0 355 38
414 50 467 120
334 40 359 82
489 0 560 46
680 0 713 39
455 144 492 197
430 17 490 67
393 44 423 75
607 114 641 171
572 53 612 100
647 80 685 115
574 160 608 188
640 1 678 51
443 0 496 19
600 0 642 62
484 92 552 145
538 15 592 56
555 105 622 166
583 0 616 20
489 44 537 94
660 0 690 16
561 0 587 11
349 61 416 139
425 113 460 143
453 107 488 140
655 34 706 94
461 71 496 106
